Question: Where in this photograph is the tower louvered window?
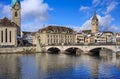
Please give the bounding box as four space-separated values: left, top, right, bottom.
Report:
15 12 17 17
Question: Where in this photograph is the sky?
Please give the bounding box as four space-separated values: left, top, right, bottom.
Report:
0 0 120 32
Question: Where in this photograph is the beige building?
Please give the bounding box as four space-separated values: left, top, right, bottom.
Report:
76 31 114 45
76 33 84 44
96 32 114 44
115 33 120 44
0 17 17 46
38 26 76 46
0 0 21 46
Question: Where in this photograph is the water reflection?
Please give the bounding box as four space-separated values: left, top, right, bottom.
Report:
0 54 21 79
0 53 120 79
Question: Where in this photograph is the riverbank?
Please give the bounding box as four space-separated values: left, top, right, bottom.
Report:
0 46 36 54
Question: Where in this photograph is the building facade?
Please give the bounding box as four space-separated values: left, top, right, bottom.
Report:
116 33 120 44
76 32 115 45
76 33 85 44
0 0 21 46
38 26 76 46
95 32 115 44
0 17 17 46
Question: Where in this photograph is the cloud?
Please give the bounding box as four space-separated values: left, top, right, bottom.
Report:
21 22 43 32
2 5 11 18
80 14 119 32
21 0 53 22
104 1 118 14
92 0 101 6
79 6 90 11
0 0 53 31
0 4 10 18
80 20 91 30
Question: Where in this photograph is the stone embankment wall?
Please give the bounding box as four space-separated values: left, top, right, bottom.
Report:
0 46 36 54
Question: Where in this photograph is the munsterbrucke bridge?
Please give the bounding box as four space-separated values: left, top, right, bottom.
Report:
37 44 120 56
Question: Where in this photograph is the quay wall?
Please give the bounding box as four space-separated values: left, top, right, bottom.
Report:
0 46 36 54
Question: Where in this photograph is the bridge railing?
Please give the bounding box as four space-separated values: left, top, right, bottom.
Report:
46 42 119 46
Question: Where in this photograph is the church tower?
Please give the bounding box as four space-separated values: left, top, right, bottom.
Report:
11 0 21 36
91 11 99 33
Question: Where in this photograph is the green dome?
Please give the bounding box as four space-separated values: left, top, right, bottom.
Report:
11 0 20 7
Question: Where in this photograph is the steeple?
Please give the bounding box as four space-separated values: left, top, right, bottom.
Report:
12 0 20 7
91 11 99 33
92 11 98 21
11 0 21 36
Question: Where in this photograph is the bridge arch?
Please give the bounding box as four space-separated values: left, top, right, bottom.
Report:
47 47 60 54
65 47 83 55
89 47 115 56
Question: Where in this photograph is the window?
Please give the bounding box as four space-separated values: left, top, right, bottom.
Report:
5 29 7 42
1 31 3 42
10 31 11 42
15 12 17 17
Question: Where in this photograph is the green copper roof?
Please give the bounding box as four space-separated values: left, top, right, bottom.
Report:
11 0 20 7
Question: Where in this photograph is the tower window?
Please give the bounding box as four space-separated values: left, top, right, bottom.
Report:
15 12 17 17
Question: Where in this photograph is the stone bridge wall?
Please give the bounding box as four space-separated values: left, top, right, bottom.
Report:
45 45 120 53
0 46 36 53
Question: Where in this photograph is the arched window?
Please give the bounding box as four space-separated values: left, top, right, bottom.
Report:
5 29 7 42
9 31 11 42
15 12 17 17
1 31 3 42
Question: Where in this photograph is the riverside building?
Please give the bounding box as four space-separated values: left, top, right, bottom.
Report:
38 26 76 46
0 0 21 46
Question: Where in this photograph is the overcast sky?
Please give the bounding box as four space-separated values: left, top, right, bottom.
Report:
0 0 120 32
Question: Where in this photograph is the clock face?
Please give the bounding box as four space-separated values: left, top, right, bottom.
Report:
15 5 19 10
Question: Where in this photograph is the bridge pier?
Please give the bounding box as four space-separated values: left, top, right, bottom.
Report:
60 50 65 54
82 51 90 55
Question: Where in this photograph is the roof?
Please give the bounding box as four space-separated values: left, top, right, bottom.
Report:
39 25 75 33
0 17 18 27
12 0 20 7
22 31 36 37
102 31 114 34
82 30 91 34
92 11 98 21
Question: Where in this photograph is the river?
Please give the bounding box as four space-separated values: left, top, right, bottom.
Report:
0 53 120 79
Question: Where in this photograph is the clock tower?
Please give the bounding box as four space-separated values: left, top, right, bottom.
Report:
91 11 99 33
11 0 21 36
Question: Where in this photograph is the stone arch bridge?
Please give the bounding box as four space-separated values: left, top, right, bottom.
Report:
42 45 120 55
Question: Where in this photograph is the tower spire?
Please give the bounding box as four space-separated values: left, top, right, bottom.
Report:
92 11 98 21
12 0 20 7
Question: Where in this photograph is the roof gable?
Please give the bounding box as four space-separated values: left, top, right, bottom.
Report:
0 17 18 27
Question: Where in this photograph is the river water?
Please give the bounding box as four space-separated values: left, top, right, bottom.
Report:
0 53 120 79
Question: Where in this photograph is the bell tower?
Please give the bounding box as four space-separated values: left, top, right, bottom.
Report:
91 11 99 33
11 0 21 36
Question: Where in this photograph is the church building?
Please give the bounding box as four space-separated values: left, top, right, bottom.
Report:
0 0 21 46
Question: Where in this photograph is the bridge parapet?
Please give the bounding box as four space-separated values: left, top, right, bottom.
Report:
45 45 120 53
